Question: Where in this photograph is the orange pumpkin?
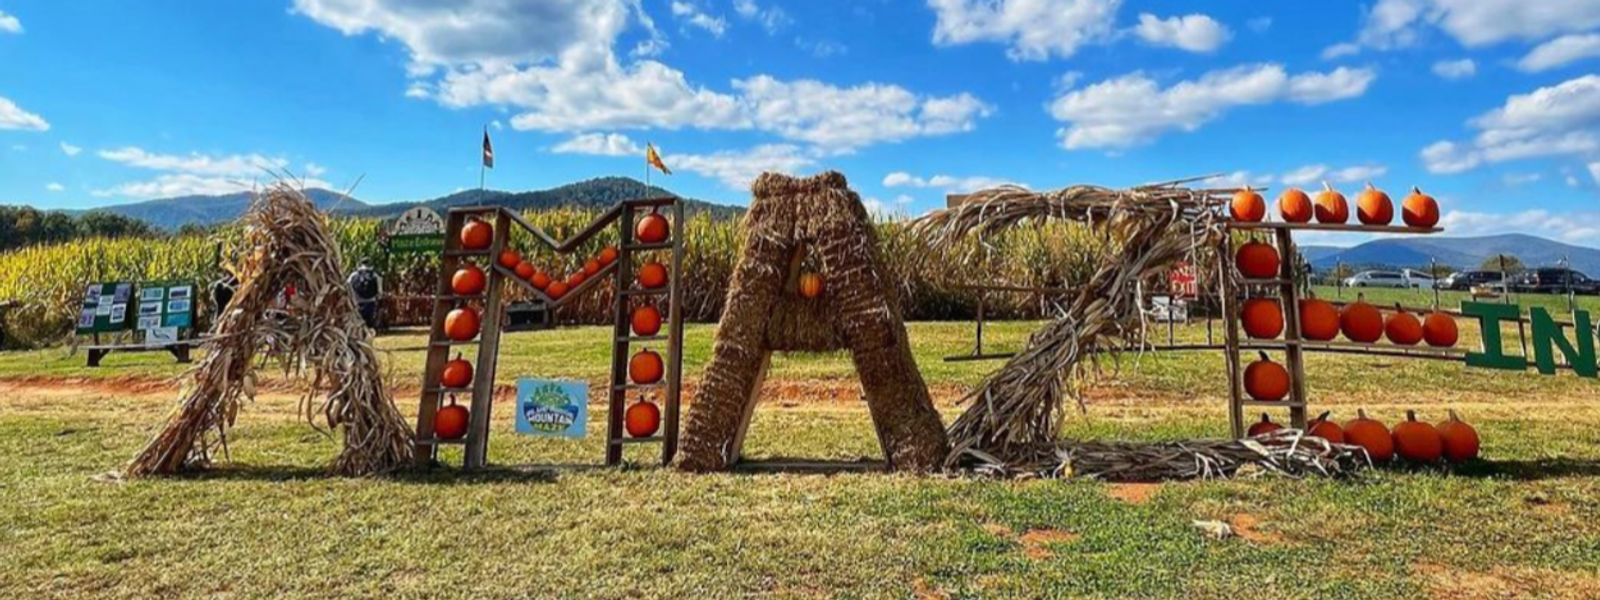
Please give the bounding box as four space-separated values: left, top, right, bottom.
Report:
637 262 668 289
625 401 661 438
441 354 473 389
530 271 552 291
434 396 470 441
545 280 569 300
444 307 480 341
1300 294 1341 342
452 263 487 296
583 258 601 276
1235 240 1280 279
567 271 587 288
631 305 663 336
1244 351 1290 402
1392 410 1444 463
637 212 670 243
1340 294 1383 343
498 249 521 269
629 349 664 384
1247 413 1284 437
1230 186 1266 222
1356 182 1393 226
460 219 493 250
1308 411 1346 444
798 272 825 299
514 261 536 280
1423 310 1458 348
1344 409 1394 463
1402 186 1440 228
1242 298 1284 339
1313 182 1349 224
1279 188 1314 223
597 246 619 266
1384 304 1423 346
1436 409 1480 462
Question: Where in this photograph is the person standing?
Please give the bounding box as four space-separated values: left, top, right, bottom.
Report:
348 261 383 330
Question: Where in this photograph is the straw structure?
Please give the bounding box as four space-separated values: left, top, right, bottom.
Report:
967 430 1371 481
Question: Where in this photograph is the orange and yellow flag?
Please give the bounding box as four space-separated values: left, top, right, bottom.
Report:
646 143 671 175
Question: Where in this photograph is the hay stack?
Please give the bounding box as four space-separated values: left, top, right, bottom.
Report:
124 184 413 477
680 172 950 471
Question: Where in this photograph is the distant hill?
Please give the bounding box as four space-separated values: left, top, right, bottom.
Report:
75 177 740 230
1310 234 1600 275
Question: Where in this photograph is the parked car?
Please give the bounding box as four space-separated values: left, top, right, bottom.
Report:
1343 270 1434 289
1439 270 1505 291
1506 268 1600 295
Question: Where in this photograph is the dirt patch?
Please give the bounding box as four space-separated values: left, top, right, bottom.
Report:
1415 563 1600 600
911 578 951 600
1227 513 1284 545
1105 483 1160 504
979 522 1014 538
1019 528 1080 560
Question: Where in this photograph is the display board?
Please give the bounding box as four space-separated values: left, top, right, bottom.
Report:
77 282 135 334
135 282 195 339
382 206 447 255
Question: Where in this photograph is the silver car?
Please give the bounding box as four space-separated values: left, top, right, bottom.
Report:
1343 270 1435 289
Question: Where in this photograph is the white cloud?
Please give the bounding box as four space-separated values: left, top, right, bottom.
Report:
94 146 328 198
732 0 790 34
1050 64 1376 150
59 142 81 157
1432 59 1476 80
670 2 726 38
1441 209 1600 246
45 182 63 192
551 132 644 156
93 174 258 199
1421 75 1600 174
1354 0 1600 51
671 144 817 190
1320 43 1360 60
882 171 1024 192
1279 164 1389 187
928 0 1121 61
0 95 48 131
1132 13 1231 53
1517 33 1600 73
1502 173 1542 186
796 38 847 58
1589 162 1600 185
0 10 20 34
1200 171 1273 189
304 162 328 177
734 76 992 153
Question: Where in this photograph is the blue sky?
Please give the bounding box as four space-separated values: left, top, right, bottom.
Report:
2 0 1600 247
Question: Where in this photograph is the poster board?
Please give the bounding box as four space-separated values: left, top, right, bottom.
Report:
135 282 195 332
77 282 135 334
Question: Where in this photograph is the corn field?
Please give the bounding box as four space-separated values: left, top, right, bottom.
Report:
0 208 1117 348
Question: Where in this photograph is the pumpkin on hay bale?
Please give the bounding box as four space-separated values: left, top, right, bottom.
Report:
122 183 413 478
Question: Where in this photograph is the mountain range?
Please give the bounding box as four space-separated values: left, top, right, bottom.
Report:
1304 234 1600 275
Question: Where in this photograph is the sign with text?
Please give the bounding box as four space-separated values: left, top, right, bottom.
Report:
1463 301 1599 378
77 282 135 334
515 379 588 438
381 206 446 256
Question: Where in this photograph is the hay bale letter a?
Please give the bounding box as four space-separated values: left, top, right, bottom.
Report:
679 172 951 472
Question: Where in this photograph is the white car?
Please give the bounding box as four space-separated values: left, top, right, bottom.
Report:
1343 270 1435 289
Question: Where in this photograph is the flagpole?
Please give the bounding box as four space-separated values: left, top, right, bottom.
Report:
480 126 488 201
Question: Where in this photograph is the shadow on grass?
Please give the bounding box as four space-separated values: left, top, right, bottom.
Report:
1452 457 1600 480
729 457 887 475
152 462 576 485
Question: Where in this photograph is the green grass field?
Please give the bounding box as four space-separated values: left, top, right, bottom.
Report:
2 319 1599 599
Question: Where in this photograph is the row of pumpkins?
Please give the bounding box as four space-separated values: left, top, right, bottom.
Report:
1240 294 1458 347
1230 183 1440 228
1248 409 1480 464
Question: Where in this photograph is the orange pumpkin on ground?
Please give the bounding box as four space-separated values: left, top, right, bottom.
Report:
631 305 663 336
1436 410 1481 462
567 271 587 288
444 307 480 341
1393 410 1444 463
434 397 470 441
530 271 552 291
625 401 662 438
1356 182 1393 226
1242 298 1284 339
514 261 536 280
1385 304 1423 346
1279 188 1314 223
1314 182 1349 224
441 354 473 389
1308 412 1346 444
637 262 668 289
637 212 670 243
1244 351 1290 402
1300 295 1341 342
452 263 487 296
460 219 493 250
583 258 601 276
630 349 664 384
1344 409 1395 463
1235 240 1280 279
597 246 619 266
498 249 521 270
1247 413 1284 437
545 281 569 300
798 272 825 299
1230 186 1266 222
1423 310 1458 348
1340 294 1384 343
1402 186 1440 228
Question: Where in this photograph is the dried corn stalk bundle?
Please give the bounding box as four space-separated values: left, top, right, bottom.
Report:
966 430 1371 481
124 184 412 477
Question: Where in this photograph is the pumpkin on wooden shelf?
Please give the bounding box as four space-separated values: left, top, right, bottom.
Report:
1344 409 1394 463
498 249 521 270
625 400 662 438
1230 186 1267 222
1308 411 1346 444
1385 303 1424 346
441 354 473 389
1402 186 1440 228
545 280 569 300
1300 294 1341 342
1279 188 1314 223
1244 351 1290 402
1340 294 1384 343
1314 182 1349 224
1436 410 1481 462
1247 413 1284 437
435 395 470 441
631 305 663 336
1235 240 1280 279
798 272 825 299
637 262 669 289
460 219 493 250
444 307 481 341
567 271 587 288
1393 410 1444 463
1356 182 1394 226
514 260 536 281
630 349 664 384
530 271 552 291
597 246 619 266
1242 298 1284 339
1423 310 1458 348
637 212 671 244
451 263 487 296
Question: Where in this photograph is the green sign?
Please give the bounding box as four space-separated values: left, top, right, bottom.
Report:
1464 301 1599 378
134 282 195 332
384 206 446 256
77 282 136 334
387 233 445 255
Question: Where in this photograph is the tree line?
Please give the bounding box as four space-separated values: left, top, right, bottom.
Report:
0 206 161 252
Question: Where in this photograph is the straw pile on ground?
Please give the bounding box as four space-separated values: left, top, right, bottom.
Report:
970 430 1370 481
913 179 1240 475
124 184 413 478
680 171 950 472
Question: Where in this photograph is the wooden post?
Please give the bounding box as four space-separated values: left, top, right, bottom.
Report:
662 199 686 465
413 210 467 466
605 206 637 466
464 209 511 469
1218 236 1245 438
1276 227 1309 429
